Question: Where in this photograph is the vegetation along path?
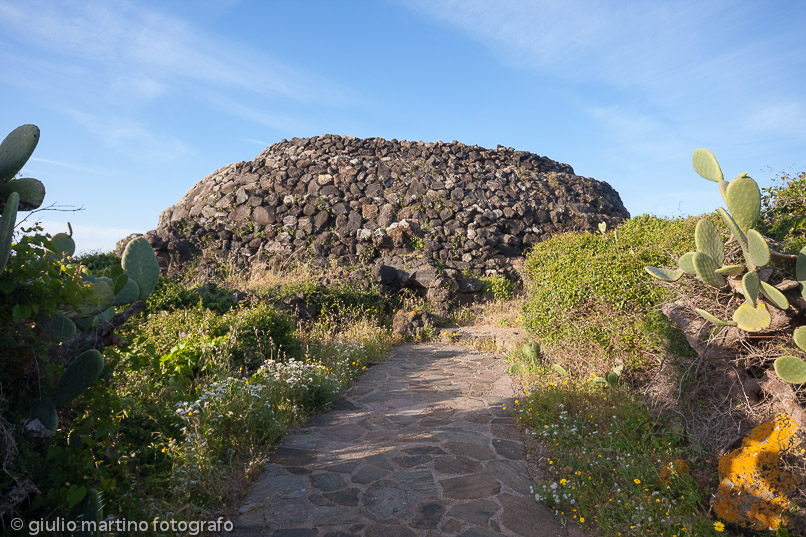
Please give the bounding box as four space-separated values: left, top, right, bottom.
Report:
233 342 589 537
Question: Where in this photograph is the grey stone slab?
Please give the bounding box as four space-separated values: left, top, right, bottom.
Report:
394 469 438 495
351 465 390 484
310 472 348 492
442 441 495 461
460 528 503 537
499 494 567 536
392 454 432 468
485 459 534 494
313 505 368 526
269 447 317 466
323 487 360 506
410 501 445 529
433 455 482 476
247 465 307 501
364 480 422 517
440 473 501 499
446 499 499 526
272 530 318 537
364 525 416 537
491 439 524 460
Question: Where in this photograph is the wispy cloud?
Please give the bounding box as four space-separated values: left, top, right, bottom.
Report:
29 157 106 175
68 111 193 163
402 0 806 143
0 0 353 157
243 138 272 148
0 0 349 105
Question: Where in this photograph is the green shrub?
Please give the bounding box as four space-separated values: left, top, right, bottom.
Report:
146 277 201 312
224 304 301 368
759 170 806 254
480 273 517 300
74 251 122 278
521 215 700 368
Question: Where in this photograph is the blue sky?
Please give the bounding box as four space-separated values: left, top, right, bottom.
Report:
2 0 804 254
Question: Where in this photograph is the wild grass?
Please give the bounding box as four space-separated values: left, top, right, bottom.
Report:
509 352 731 536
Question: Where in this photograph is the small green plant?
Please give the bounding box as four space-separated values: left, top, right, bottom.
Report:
481 273 516 300
645 149 805 383
409 235 424 250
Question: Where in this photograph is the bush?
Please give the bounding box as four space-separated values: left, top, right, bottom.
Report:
759 170 806 254
224 304 300 368
480 273 517 300
521 215 700 369
74 251 122 278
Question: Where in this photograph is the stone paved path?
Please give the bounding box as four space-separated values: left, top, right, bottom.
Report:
233 343 587 537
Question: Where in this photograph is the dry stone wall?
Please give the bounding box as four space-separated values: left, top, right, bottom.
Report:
143 135 630 309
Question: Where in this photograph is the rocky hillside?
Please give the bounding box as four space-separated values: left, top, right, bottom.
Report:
140 135 630 309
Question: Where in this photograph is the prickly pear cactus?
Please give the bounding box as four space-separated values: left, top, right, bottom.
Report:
0 177 45 210
0 124 39 183
29 396 58 432
70 487 104 536
0 191 18 273
773 327 806 384
48 232 76 259
646 149 798 333
521 341 540 360
53 349 105 406
121 237 159 299
37 313 77 342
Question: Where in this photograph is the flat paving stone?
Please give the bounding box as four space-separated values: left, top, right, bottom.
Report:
447 499 500 525
232 343 594 536
440 473 501 499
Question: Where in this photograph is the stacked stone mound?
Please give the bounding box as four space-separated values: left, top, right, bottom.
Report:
143 135 629 309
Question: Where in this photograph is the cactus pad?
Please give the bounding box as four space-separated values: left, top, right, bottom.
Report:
49 233 76 258
746 229 770 268
70 487 104 529
74 314 100 332
678 252 697 274
114 278 140 306
692 252 725 288
78 281 116 316
0 177 45 211
742 271 760 307
29 396 58 432
759 281 789 310
715 265 745 276
0 191 18 273
0 124 40 183
773 356 806 384
598 222 607 233
645 266 683 281
53 349 105 406
121 237 159 299
695 308 737 327
695 218 724 265
606 372 620 387
692 149 723 182
724 173 761 233
793 326 806 352
717 207 748 250
37 313 77 342
797 246 806 282
552 364 568 377
521 342 540 360
732 302 771 332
